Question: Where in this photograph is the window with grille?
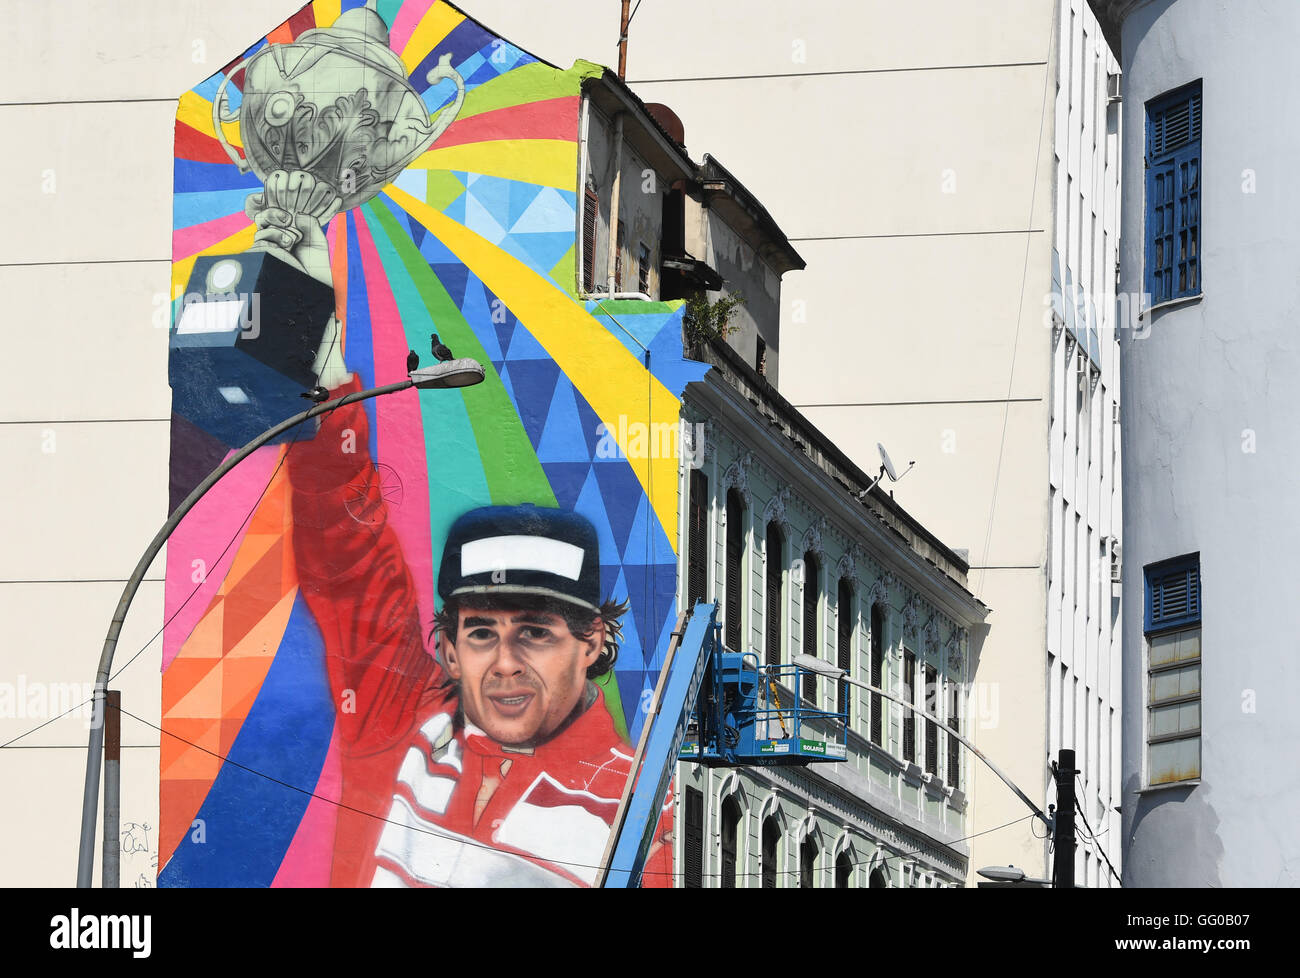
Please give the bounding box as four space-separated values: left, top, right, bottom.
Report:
870 604 884 745
837 579 853 724
638 242 651 295
902 649 916 763
947 679 961 790
720 796 741 889
684 786 704 888
582 188 598 293
800 836 817 889
615 220 626 292
725 490 745 650
1144 554 1201 786
687 470 708 609
761 817 779 889
924 664 939 775
765 523 783 667
801 551 820 702
1146 81 1202 304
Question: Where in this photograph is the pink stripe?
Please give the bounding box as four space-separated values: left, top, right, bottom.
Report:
163 446 278 669
172 211 250 260
389 0 439 55
353 209 435 629
272 724 343 888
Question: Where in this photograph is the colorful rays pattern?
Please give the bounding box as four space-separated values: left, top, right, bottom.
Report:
160 0 706 886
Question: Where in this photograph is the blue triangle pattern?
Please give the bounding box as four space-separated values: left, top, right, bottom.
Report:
592 462 644 557
505 322 550 361
621 562 676 671
416 230 459 266
575 467 621 574
507 180 547 228
541 461 590 512
509 232 577 276
536 377 590 464
620 491 654 566
572 390 607 461
459 275 504 362
503 359 561 449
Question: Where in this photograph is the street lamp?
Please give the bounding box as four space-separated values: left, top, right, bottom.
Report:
976 865 1052 887
790 653 1050 828
76 361 485 887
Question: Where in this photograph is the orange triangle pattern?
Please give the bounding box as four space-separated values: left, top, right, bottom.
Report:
160 456 300 868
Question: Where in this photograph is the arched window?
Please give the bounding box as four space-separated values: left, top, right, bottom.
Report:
869 866 889 888
837 578 853 723
801 551 820 702
870 604 885 745
687 469 708 608
765 523 784 666
725 490 746 650
800 834 818 889
761 816 780 889
835 850 853 888
720 796 742 889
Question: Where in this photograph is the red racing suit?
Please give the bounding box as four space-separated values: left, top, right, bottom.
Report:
286 377 672 887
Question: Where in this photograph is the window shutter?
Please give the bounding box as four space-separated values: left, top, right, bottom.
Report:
925 664 939 775
837 580 852 723
582 189 598 292
1151 90 1201 156
947 682 960 790
903 650 916 763
687 470 708 608
726 491 744 650
802 552 819 702
684 787 703 888
720 798 740 889
1149 561 1200 630
870 605 884 745
835 852 852 889
800 838 817 889
765 524 783 666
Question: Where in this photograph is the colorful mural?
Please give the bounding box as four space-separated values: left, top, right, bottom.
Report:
160 0 705 887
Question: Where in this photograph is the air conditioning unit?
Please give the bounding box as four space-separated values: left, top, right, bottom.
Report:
1107 71 1123 104
1110 542 1123 584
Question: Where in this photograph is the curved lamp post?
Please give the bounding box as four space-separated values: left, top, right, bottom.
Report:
791 653 1051 828
76 358 485 887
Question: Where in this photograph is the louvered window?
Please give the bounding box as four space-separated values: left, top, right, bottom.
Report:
1146 82 1202 303
1144 555 1202 786
801 551 820 703
582 188 598 293
902 649 916 763
684 787 704 888
947 680 961 790
765 523 783 666
687 470 708 609
720 796 741 889
725 490 745 650
870 605 884 745
837 579 853 724
761 817 779 889
924 664 939 775
615 220 626 292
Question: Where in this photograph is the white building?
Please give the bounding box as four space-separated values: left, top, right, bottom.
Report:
1091 0 1300 887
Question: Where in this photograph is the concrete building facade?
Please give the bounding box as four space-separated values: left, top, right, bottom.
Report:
1091 0 1300 887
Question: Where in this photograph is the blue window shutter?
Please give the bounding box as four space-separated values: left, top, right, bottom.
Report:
1145 555 1201 632
1146 83 1202 303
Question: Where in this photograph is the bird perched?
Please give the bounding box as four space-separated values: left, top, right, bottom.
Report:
406 349 419 372
300 386 329 403
430 333 454 362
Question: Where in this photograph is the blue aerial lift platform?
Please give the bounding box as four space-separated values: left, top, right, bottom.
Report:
600 602 848 886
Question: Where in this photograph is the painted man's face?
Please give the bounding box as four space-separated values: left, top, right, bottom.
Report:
443 606 603 747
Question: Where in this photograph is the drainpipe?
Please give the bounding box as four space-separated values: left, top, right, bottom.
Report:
577 95 591 293
607 112 625 298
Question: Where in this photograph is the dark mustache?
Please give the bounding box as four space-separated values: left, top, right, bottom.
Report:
483 673 541 695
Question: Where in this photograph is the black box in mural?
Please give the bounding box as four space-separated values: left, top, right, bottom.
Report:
169 251 334 447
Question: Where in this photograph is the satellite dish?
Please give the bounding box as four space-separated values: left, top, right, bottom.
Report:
878 443 898 482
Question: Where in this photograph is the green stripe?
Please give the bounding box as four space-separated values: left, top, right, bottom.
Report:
363 199 555 509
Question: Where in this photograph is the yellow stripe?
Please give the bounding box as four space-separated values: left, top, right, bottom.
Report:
312 0 341 29
408 139 576 190
401 4 465 74
171 225 256 297
177 90 242 149
386 185 681 549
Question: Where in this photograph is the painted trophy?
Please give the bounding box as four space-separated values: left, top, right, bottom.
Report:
171 1 465 447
